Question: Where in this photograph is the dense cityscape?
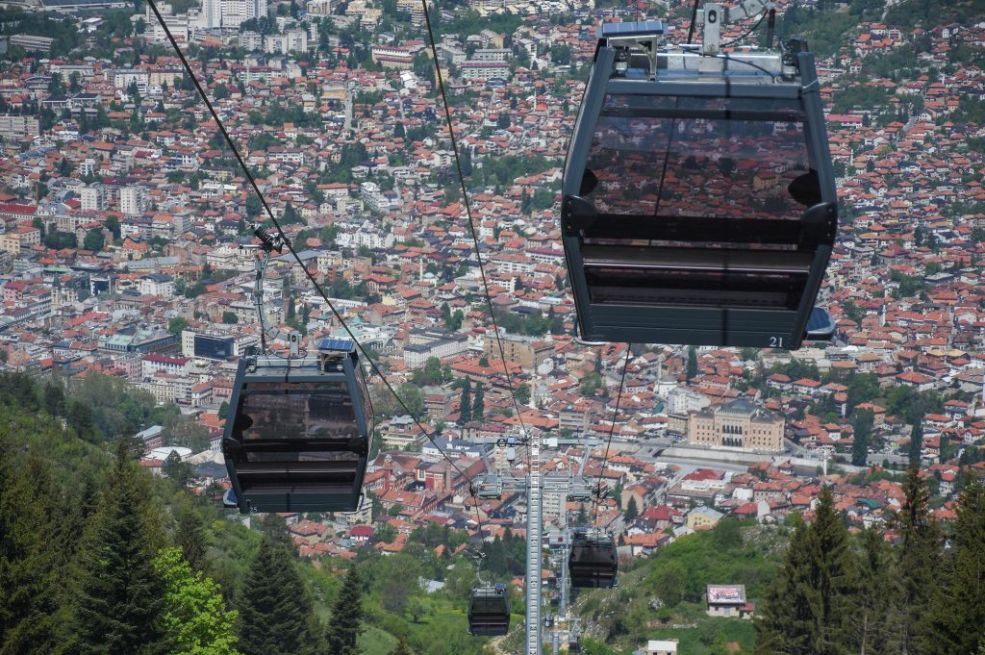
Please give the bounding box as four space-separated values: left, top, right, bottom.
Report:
0 0 983 653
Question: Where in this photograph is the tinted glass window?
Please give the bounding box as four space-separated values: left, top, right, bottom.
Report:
244 450 360 463
472 597 507 615
583 94 813 221
234 380 361 442
355 368 374 435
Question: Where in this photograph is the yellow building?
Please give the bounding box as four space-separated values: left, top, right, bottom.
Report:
482 334 553 369
0 233 20 255
686 506 724 531
687 398 784 452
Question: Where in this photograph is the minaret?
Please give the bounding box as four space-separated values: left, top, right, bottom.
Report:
383 454 393 494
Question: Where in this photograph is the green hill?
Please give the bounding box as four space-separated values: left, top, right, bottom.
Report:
0 372 501 655
572 519 788 655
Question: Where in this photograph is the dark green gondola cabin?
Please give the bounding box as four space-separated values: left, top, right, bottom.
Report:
468 584 511 636
222 338 373 513
562 21 838 349
568 528 618 589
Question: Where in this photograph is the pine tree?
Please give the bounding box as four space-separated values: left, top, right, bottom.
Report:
624 497 638 522
472 383 484 421
756 519 814 654
237 533 319 655
851 409 874 467
851 528 899 655
686 346 698 381
923 476 985 655
896 465 940 655
755 485 856 655
909 416 924 464
457 379 471 426
325 566 363 655
174 505 207 573
0 444 64 654
485 535 507 575
69 442 167 655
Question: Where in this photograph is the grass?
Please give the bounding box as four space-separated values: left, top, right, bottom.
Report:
364 594 493 655
646 616 758 654
359 624 398 655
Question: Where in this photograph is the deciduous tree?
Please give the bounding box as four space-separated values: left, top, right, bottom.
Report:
83 228 105 252
168 316 189 337
154 547 241 655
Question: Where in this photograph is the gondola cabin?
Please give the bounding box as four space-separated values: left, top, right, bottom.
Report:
568 528 618 588
468 584 511 636
567 478 593 502
476 475 504 499
561 20 838 349
222 338 373 513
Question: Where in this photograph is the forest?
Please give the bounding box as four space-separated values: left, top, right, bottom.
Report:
0 372 523 655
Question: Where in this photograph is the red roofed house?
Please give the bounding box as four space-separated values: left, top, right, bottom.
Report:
349 525 374 543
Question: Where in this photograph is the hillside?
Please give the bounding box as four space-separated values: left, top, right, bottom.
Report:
572 519 788 655
0 372 504 655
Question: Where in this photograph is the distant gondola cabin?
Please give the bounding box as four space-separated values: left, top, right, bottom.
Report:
468 584 511 636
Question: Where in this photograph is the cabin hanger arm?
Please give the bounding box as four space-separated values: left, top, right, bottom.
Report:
698 0 776 54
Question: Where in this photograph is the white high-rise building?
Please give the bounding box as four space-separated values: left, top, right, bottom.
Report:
201 0 223 27
220 0 265 26
120 186 147 217
80 185 107 212
144 3 190 44
264 28 308 54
